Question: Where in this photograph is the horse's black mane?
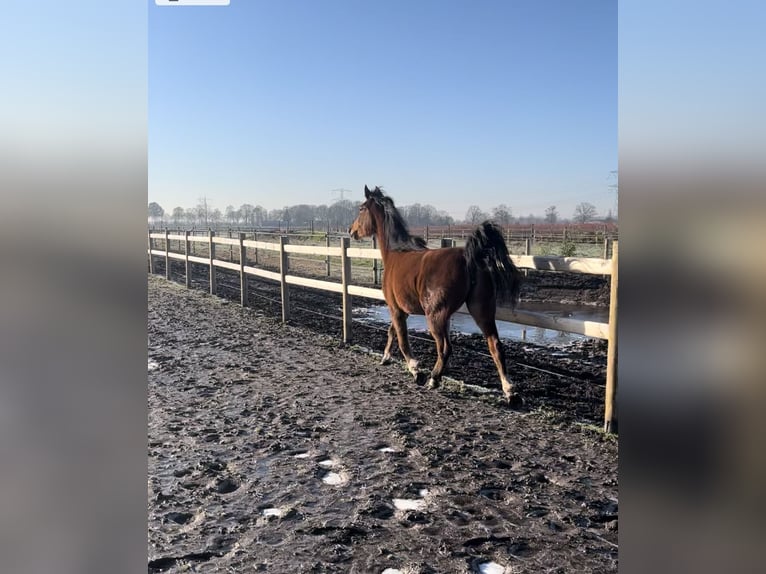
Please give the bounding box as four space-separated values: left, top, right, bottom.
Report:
368 187 428 251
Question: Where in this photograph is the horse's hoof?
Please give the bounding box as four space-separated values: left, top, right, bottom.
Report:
426 377 440 389
380 355 392 365
504 394 524 409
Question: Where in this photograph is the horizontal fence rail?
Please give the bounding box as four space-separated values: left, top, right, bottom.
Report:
148 230 618 432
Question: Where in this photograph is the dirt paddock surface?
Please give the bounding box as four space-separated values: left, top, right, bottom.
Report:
148 269 617 573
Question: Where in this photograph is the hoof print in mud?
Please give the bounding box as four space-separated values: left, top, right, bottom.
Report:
214 477 240 494
164 511 193 525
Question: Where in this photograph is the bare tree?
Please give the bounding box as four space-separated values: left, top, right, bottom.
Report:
171 206 185 226
239 203 255 226
465 205 487 225
148 202 164 225
544 205 558 224
195 197 210 227
573 202 597 223
225 205 239 225
254 205 265 227
328 199 356 229
491 204 512 225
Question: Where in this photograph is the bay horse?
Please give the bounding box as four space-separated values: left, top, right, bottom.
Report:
349 185 522 402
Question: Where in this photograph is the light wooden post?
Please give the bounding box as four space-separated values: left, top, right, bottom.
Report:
341 237 352 343
208 230 216 295
148 231 154 274
603 237 610 260
524 238 531 277
164 229 171 280
279 236 290 323
184 231 191 289
325 233 331 277
229 229 234 261
239 233 248 307
604 241 619 433
372 236 380 285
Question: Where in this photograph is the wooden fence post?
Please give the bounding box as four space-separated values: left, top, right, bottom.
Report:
253 231 258 266
325 233 331 277
372 236 380 285
208 230 216 296
341 237 352 343
524 238 531 277
604 241 618 433
280 236 290 323
239 233 248 307
148 231 154 274
164 229 171 280
229 229 233 261
184 231 191 289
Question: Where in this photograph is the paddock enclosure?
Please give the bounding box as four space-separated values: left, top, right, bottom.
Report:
148 230 618 431
148 273 618 573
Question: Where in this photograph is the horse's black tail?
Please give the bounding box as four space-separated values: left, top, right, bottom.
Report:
464 221 522 308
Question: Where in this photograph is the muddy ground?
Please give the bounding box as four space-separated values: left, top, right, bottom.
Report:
148 262 617 573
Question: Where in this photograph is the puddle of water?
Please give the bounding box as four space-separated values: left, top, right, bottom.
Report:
418 488 429 497
293 452 310 459
318 459 336 468
392 498 426 511
148 359 159 371
262 508 284 518
321 471 346 486
478 562 506 574
381 569 403 574
356 302 608 346
378 447 397 453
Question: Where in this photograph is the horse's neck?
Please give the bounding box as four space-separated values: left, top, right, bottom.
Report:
372 210 392 256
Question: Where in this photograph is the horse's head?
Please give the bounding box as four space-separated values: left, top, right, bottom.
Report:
348 185 379 240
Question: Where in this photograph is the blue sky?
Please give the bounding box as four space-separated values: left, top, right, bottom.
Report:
149 0 616 221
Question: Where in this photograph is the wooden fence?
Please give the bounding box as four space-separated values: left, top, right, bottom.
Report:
148 230 618 433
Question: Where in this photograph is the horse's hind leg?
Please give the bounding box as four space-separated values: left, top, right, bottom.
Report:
425 312 451 389
381 323 396 364
390 308 419 379
467 289 516 402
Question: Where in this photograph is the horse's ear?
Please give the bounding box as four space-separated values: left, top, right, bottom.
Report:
364 185 370 198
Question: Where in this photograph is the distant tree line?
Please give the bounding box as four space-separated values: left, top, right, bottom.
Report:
148 198 614 229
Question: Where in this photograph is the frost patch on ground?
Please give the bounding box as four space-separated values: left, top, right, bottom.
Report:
392 498 426 511
262 508 284 517
321 471 347 486
477 562 506 574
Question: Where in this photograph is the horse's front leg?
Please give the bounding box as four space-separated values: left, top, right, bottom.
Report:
390 309 419 380
381 323 396 365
